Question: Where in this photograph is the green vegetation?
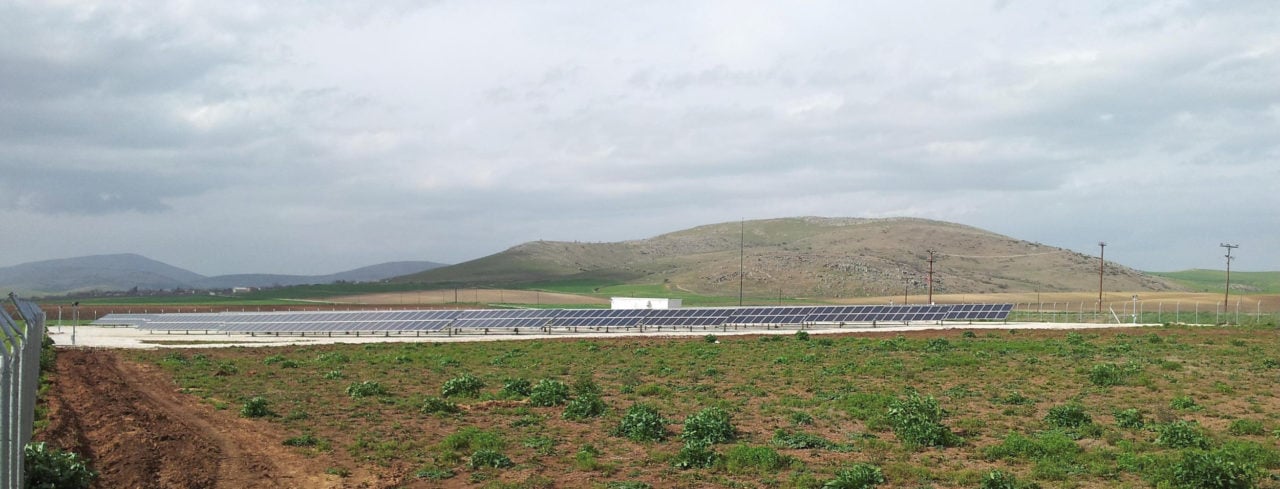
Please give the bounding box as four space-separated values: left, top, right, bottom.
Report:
1149 269 1280 294
528 379 569 407
133 324 1280 487
239 396 273 418
24 442 97 489
440 373 485 398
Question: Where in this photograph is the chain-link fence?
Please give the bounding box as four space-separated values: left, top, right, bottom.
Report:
1007 299 1279 325
2 294 45 489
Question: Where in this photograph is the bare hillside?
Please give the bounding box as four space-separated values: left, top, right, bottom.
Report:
398 217 1181 297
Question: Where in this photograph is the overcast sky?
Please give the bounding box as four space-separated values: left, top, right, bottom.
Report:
2 1 1277 275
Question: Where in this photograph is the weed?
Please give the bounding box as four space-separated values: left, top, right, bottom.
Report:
1170 395 1201 411
924 338 952 352
824 463 885 488
441 373 485 398
499 378 532 398
789 411 815 426
613 404 667 442
681 406 735 445
1044 403 1091 429
325 467 350 477
1227 419 1265 436
468 449 514 469
283 433 319 447
421 396 460 415
414 467 455 480
606 482 652 489
1157 421 1211 449
723 444 790 473
671 441 719 469
1114 408 1145 429
981 469 1038 489
529 379 570 407
23 442 96 489
1088 363 1125 387
521 435 556 456
887 391 960 448
240 396 273 418
1173 449 1257 489
322 370 344 380
346 381 387 398
563 392 607 420
704 334 718 343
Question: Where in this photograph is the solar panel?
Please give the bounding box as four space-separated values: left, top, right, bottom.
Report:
943 303 1013 321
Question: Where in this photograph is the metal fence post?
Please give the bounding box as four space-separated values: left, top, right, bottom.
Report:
3 294 46 489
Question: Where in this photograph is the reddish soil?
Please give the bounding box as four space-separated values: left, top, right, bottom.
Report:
36 349 358 489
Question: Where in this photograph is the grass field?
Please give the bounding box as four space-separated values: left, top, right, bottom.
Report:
132 323 1280 488
1148 270 1280 294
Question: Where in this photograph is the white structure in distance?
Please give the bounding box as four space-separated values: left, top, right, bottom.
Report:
611 297 682 310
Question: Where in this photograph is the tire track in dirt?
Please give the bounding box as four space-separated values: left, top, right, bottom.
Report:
39 349 342 489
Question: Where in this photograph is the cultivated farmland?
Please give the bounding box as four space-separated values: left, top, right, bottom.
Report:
37 324 1280 488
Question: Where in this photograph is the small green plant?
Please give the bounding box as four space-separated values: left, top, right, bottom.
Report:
824 463 885 488
1114 408 1145 429
924 338 952 352
322 370 344 380
282 433 318 447
1045 403 1092 429
563 392 608 420
574 444 603 471
240 396 273 418
794 330 810 341
529 379 570 407
500 378 532 398
998 391 1034 405
1228 419 1266 436
468 449 514 469
325 466 351 477
771 429 843 450
722 444 790 473
681 406 735 445
422 396 460 415
1170 395 1201 411
441 373 485 398
23 442 96 489
1157 420 1210 449
887 391 960 448
981 469 1038 489
346 381 387 398
414 467 455 480
704 334 718 343
789 411 815 426
672 441 720 469
1089 363 1125 387
1173 449 1258 489
613 403 667 442
606 482 652 489
962 330 977 338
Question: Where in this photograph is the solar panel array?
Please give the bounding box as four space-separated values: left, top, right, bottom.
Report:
93 303 1012 334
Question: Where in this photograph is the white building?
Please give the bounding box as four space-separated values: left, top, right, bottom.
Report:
610 297 682 310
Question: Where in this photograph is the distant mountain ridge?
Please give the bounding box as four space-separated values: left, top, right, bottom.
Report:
395 216 1184 297
0 254 447 296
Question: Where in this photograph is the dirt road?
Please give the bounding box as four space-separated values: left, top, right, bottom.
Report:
37 349 347 489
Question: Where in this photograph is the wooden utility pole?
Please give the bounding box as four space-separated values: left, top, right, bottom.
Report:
1097 242 1106 313
1221 243 1238 314
925 249 937 304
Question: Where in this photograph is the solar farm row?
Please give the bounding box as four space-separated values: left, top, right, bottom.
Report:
93 304 1011 334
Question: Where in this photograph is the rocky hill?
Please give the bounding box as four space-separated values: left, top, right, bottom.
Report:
396 217 1180 297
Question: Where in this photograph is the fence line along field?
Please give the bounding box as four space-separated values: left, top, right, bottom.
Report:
35 320 1280 488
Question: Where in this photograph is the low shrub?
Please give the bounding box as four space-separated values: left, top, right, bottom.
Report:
887 391 960 448
529 379 570 407
613 404 667 442
1045 403 1091 429
346 381 387 398
1114 408 1145 429
704 334 718 343
723 444 790 473
671 441 719 469
499 378 532 398
981 469 1039 489
422 396 460 415
24 442 96 489
824 463 885 489
563 392 607 420
1089 363 1124 387
1173 449 1257 489
1170 395 1200 411
1227 419 1266 436
240 396 273 418
282 433 318 447
1156 421 1211 449
441 373 485 398
681 406 735 445
924 338 952 352
468 449 514 469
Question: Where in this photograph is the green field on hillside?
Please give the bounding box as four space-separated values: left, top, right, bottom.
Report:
1147 270 1280 294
